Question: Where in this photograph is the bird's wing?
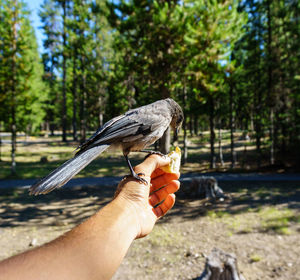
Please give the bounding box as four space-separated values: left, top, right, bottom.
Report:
76 115 125 153
77 106 170 154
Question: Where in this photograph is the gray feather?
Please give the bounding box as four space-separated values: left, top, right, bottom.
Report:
29 144 109 195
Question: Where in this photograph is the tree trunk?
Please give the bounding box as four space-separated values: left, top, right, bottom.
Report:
270 108 274 165
198 248 245 280
189 117 194 137
209 96 216 169
229 83 236 168
267 0 275 165
255 102 262 168
11 9 17 175
194 114 199 136
72 51 78 141
98 95 104 127
11 110 17 175
160 127 170 154
80 68 87 144
182 83 188 164
183 120 188 165
62 0 67 142
159 82 171 153
218 121 224 167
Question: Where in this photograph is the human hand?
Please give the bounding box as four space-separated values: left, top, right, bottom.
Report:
114 154 180 239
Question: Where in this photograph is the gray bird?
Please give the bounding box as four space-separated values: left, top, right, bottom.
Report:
29 98 183 195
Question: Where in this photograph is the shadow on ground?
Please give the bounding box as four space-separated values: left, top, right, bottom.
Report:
0 180 299 231
163 181 300 225
0 185 116 228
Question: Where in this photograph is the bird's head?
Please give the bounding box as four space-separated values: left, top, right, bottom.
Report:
166 98 184 134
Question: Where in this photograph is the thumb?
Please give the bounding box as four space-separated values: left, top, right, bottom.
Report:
134 155 170 177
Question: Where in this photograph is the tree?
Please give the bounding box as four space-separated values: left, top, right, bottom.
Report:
0 0 45 173
184 0 246 168
235 0 300 167
108 0 186 153
40 0 61 136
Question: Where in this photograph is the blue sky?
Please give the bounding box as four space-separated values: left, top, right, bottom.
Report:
24 0 44 53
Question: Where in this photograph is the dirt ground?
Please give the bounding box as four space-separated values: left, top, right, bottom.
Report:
0 180 299 280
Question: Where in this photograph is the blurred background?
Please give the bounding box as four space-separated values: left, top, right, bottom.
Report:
0 0 299 177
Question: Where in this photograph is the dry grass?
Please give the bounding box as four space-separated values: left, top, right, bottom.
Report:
1 130 293 179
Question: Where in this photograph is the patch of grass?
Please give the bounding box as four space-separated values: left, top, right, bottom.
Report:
207 210 229 219
206 210 253 233
255 187 281 199
250 254 262 263
204 204 300 235
258 207 299 235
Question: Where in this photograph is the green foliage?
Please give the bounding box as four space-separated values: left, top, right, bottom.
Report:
0 0 46 133
0 0 299 171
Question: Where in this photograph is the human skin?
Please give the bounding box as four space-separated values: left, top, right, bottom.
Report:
0 155 180 280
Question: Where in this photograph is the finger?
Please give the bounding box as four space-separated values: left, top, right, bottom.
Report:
149 180 180 206
151 172 180 189
134 154 170 177
151 168 165 178
153 194 176 218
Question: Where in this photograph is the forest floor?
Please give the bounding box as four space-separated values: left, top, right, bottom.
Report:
0 132 299 279
0 130 299 180
0 181 299 280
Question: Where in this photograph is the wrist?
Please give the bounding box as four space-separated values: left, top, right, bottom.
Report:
109 196 142 239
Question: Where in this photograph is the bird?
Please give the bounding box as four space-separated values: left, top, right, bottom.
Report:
29 98 184 195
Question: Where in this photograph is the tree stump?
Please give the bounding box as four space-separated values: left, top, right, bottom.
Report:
197 248 245 280
189 177 227 200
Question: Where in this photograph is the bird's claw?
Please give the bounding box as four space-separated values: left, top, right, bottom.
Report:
143 150 166 160
123 172 148 185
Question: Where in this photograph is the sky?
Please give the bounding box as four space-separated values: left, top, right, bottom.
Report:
24 0 44 53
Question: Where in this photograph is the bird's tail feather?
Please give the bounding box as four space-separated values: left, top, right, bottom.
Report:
29 144 110 195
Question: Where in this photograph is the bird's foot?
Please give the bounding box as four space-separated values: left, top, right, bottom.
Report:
140 150 166 159
123 172 148 185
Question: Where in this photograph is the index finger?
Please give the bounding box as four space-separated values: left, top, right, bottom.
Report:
134 154 170 177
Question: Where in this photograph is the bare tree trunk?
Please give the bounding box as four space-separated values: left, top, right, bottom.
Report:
189 116 194 137
80 68 87 144
159 81 171 154
218 121 224 167
182 83 188 164
194 114 199 136
160 127 170 154
255 102 262 168
72 50 78 141
209 96 216 169
267 0 275 165
229 83 236 168
183 122 188 165
11 110 16 175
62 0 67 142
270 108 274 165
11 7 17 175
99 99 103 127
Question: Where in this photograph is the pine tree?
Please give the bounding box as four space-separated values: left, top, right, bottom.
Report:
40 0 61 136
108 0 186 153
0 0 45 174
184 0 246 168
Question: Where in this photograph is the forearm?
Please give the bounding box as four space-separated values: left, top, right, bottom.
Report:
0 198 138 280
